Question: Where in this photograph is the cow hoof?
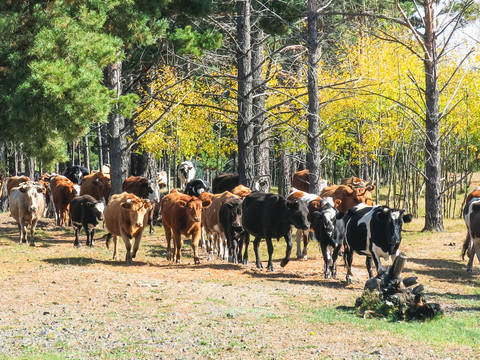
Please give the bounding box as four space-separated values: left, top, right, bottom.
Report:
325 273 330 279
243 260 249 265
74 244 80 248
256 263 263 269
267 266 274 272
280 259 289 267
29 243 35 247
346 276 352 284
149 229 154 235
466 267 473 272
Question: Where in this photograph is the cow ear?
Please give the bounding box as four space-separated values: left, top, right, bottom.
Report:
121 199 133 209
334 199 342 208
403 214 413 223
36 187 43 193
367 184 376 191
144 200 151 209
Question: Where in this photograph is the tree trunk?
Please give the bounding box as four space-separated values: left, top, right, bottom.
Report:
423 0 444 231
97 125 103 169
306 0 322 194
252 26 270 191
106 62 129 195
25 157 35 179
236 0 255 187
83 135 90 172
278 145 291 198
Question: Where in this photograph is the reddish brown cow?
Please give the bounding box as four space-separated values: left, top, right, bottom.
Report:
104 192 152 263
320 184 374 213
161 189 211 264
7 176 31 196
291 170 329 193
231 184 252 198
340 177 372 189
80 172 111 203
50 175 80 226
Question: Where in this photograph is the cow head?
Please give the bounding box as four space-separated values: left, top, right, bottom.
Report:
157 171 168 188
93 173 111 202
286 200 309 230
121 197 152 228
87 200 105 222
226 198 243 229
312 203 339 246
353 187 374 206
375 207 413 255
231 185 251 198
18 182 45 214
177 161 196 186
180 196 210 223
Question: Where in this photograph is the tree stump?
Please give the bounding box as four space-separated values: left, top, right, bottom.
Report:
356 252 443 321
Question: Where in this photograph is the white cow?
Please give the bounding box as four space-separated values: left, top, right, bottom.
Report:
9 181 46 246
177 161 196 189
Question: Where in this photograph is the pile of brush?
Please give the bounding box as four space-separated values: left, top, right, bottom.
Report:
355 252 442 321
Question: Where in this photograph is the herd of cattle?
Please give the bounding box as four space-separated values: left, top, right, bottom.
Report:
3 160 480 282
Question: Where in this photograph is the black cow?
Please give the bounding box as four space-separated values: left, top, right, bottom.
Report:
69 194 105 247
64 165 90 185
212 173 239 194
242 192 309 271
463 191 480 272
184 179 211 197
342 204 412 283
311 202 343 279
219 196 247 264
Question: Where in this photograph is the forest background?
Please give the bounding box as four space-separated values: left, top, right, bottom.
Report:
1 0 480 230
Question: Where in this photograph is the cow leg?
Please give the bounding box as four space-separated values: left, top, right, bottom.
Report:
122 235 133 264
295 229 303 259
241 232 249 265
280 231 292 268
90 228 96 247
253 237 263 269
266 237 275 271
29 219 38 246
74 226 81 248
149 207 155 234
344 247 354 284
164 226 172 261
319 241 330 279
366 256 375 278
331 245 341 279
174 232 183 263
19 219 27 244
112 235 119 260
191 229 201 264
466 235 476 272
132 233 142 259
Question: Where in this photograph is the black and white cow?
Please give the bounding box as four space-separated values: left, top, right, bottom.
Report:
64 165 90 185
219 196 246 264
242 192 309 271
184 179 211 197
177 161 196 189
69 194 105 247
342 204 412 283
311 201 343 279
463 190 480 272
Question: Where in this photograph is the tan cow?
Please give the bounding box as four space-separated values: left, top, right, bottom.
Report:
202 191 241 260
9 181 46 246
161 189 211 264
50 175 79 226
80 172 111 203
104 192 152 263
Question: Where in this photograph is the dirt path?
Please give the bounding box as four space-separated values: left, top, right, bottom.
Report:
0 213 479 359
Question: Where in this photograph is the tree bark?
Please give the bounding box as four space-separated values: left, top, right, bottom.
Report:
236 0 255 187
306 0 322 194
83 135 90 172
106 62 129 195
278 144 291 198
423 0 444 231
252 26 270 191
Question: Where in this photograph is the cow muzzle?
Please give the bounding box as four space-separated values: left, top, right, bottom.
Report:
193 216 201 222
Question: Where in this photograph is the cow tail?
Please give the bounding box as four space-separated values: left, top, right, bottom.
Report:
462 234 471 260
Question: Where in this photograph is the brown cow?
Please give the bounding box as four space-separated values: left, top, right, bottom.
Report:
9 181 46 246
340 177 372 189
104 192 152 263
161 189 211 264
320 184 374 213
80 172 111 203
231 184 252 198
463 187 480 271
7 176 31 196
291 170 329 193
287 188 342 259
50 175 80 226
